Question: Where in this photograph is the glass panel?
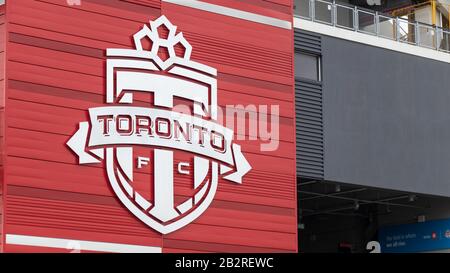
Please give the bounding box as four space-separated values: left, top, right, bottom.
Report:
378 15 395 40
397 19 416 44
336 4 354 30
438 30 450 52
357 9 376 34
417 23 436 49
295 53 320 82
314 0 333 24
294 0 311 19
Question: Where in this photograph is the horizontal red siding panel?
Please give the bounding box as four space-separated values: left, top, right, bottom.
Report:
0 3 5 253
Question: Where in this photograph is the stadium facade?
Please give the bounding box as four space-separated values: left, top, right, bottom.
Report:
0 0 449 253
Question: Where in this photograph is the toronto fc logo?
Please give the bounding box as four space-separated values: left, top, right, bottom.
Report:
67 16 251 234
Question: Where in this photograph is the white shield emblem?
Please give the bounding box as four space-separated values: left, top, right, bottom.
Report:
67 16 251 234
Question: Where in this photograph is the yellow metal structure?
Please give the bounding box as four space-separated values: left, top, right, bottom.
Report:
432 0 437 25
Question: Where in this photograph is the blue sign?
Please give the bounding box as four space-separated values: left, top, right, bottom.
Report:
379 218 450 253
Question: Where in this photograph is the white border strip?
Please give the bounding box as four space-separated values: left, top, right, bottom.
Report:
6 234 162 253
162 0 292 30
294 17 450 64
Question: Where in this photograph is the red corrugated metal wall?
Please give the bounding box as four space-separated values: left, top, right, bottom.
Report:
0 3 5 254
1 0 296 253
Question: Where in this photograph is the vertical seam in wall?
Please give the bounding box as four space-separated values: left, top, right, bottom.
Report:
290 0 299 254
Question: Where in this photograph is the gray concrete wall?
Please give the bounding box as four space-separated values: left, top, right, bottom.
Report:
320 35 450 197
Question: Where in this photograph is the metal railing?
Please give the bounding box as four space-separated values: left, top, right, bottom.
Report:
294 0 450 53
